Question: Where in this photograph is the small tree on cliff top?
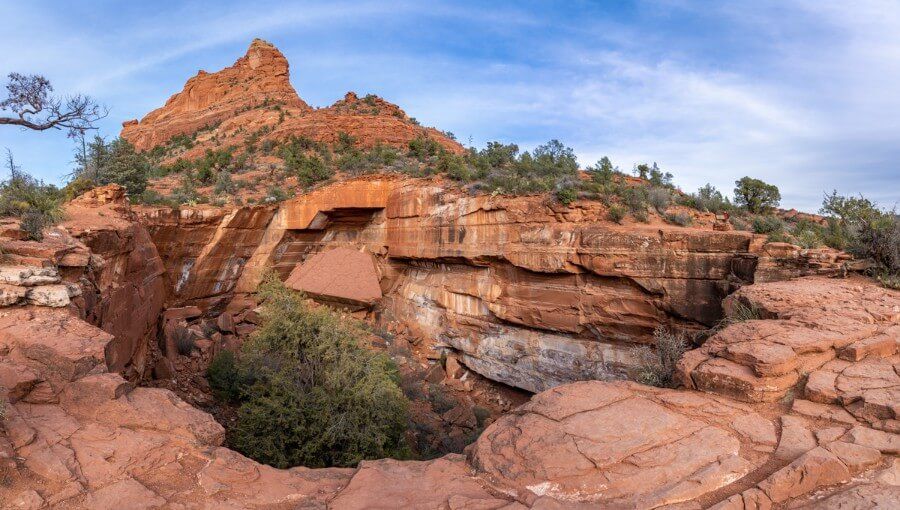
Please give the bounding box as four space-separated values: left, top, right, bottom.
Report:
734 176 781 213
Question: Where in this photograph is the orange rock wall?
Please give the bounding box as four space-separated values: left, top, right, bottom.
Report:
137 176 844 392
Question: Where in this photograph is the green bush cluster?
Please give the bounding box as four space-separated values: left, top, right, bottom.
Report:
0 152 63 240
820 191 899 287
677 184 733 214
734 176 781 213
208 274 410 468
751 215 785 234
71 136 153 196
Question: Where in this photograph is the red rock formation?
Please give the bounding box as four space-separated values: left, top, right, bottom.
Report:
120 39 462 156
284 247 382 308
679 276 899 414
0 185 165 376
136 176 851 393
61 185 166 375
1 296 896 507
121 38 309 151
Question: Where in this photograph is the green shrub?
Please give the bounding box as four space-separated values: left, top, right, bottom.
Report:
0 152 63 241
590 157 617 184
620 186 648 213
228 274 410 468
664 211 693 226
214 171 237 195
632 328 687 388
794 228 822 249
207 350 243 402
286 153 332 186
408 135 442 161
734 177 780 213
633 209 649 223
730 215 750 231
480 140 579 195
169 175 199 204
133 189 174 207
335 132 358 154
766 231 793 244
265 186 289 203
647 163 674 188
607 205 626 224
819 191 899 279
61 175 97 201
555 186 578 206
647 187 671 213
436 152 472 181
752 215 784 234
195 148 234 184
681 184 732 213
73 137 153 195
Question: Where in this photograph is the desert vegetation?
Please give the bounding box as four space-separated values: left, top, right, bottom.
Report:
631 328 688 388
207 273 410 468
0 151 63 240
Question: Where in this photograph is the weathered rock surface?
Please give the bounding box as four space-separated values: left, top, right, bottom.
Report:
139 176 848 392
471 380 768 507
680 276 899 405
0 186 166 376
2 304 896 508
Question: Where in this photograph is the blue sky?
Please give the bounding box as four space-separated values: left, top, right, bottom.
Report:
1 0 898 212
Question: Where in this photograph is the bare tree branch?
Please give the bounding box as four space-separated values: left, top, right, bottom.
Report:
0 73 107 136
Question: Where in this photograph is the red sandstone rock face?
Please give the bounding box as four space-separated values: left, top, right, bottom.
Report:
120 40 462 156
121 38 309 151
61 185 167 375
1 293 897 508
0 185 165 376
137 175 850 393
679 276 899 412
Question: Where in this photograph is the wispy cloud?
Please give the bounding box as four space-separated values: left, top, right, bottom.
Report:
0 0 897 210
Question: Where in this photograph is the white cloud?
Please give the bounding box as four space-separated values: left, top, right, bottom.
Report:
1 0 897 210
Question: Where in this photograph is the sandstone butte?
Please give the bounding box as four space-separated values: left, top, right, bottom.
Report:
0 39 897 509
120 38 462 158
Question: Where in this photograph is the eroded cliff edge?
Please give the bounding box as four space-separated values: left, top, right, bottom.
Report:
137 175 849 393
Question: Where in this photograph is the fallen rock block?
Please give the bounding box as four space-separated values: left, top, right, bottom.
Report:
216 312 235 333
285 247 382 308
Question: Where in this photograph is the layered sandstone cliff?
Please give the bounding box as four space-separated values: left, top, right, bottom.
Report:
121 39 461 158
133 175 851 394
0 185 165 376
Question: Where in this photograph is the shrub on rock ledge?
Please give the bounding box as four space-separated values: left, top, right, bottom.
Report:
632 328 688 388
223 273 410 468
